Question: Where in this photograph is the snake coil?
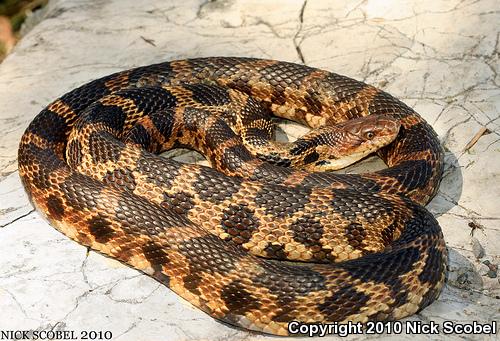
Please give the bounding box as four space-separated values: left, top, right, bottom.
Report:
18 57 446 335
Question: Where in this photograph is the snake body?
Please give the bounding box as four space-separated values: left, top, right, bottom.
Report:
18 57 446 335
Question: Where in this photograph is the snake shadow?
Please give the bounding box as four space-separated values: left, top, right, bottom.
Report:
426 147 463 218
426 247 494 322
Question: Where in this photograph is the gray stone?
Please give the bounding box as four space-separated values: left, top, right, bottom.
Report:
486 270 498 279
477 263 490 276
471 237 485 259
0 0 499 339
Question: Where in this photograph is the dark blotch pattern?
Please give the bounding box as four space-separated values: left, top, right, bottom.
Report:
290 215 324 247
182 271 203 296
18 58 446 331
330 188 392 222
125 124 152 150
22 144 65 190
298 172 383 192
323 73 368 113
46 195 65 221
257 61 315 107
142 241 170 271
243 127 273 147
162 191 195 216
398 122 437 154
260 62 314 89
178 234 247 295
221 203 259 245
367 89 411 116
379 159 434 193
289 139 313 156
318 284 370 321
271 87 287 106
183 107 212 132
59 173 106 213
150 109 176 141
84 102 127 132
254 185 310 218
250 162 294 186
116 87 177 114
393 204 442 245
102 167 137 192
304 89 323 115
239 97 272 126
221 280 261 316
192 167 243 204
387 279 410 307
345 223 366 249
183 83 232 106
127 62 174 87
339 246 420 309
256 152 292 167
341 246 421 284
26 109 68 144
204 118 237 147
251 263 327 323
380 221 398 245
343 174 382 194
303 150 320 165
67 139 84 166
59 75 113 114
418 245 445 284
263 243 287 259
87 216 115 243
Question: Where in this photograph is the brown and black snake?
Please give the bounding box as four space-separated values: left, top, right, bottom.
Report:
18 57 446 335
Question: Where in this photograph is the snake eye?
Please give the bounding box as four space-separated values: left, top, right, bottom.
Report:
365 131 375 140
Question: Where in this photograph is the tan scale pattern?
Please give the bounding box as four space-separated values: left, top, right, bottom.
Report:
18 57 446 336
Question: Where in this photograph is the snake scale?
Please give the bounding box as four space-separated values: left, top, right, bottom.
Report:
18 57 446 335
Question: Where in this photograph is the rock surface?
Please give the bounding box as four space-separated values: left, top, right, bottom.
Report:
0 0 498 340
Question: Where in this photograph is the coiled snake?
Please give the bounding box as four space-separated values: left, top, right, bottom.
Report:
18 57 446 335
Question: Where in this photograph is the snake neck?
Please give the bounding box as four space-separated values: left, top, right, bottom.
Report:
244 127 347 169
253 138 322 169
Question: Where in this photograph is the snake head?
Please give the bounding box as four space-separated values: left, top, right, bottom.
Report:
299 114 401 171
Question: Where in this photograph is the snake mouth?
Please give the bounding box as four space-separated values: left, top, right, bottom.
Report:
311 150 379 170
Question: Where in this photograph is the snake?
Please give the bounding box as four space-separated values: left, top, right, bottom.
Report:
18 57 446 336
